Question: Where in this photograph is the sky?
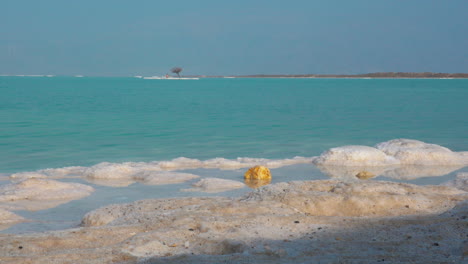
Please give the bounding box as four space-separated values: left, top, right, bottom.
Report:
2 0 467 76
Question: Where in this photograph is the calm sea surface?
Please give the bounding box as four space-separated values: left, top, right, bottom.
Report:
1 77 467 173
0 77 467 233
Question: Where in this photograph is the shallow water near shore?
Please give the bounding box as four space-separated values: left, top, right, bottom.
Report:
0 77 467 234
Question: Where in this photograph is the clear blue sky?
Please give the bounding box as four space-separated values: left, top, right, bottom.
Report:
2 0 467 76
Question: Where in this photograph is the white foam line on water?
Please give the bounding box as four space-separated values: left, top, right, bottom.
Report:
7 156 318 180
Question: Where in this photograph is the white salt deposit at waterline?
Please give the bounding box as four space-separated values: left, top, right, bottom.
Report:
0 138 466 258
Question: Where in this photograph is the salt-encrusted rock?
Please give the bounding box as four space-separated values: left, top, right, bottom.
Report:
84 162 138 179
9 172 48 182
244 180 468 217
313 145 399 166
443 172 468 192
158 157 204 170
0 179 94 211
132 171 199 185
182 178 245 193
9 166 86 183
244 166 271 180
0 208 24 231
82 162 200 186
84 178 135 187
376 139 466 165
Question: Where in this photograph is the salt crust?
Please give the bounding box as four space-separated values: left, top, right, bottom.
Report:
0 179 94 211
376 138 467 165
84 164 200 186
7 157 315 183
314 139 468 179
0 209 24 231
182 178 245 193
9 166 85 182
6 139 465 183
443 172 468 192
0 180 466 263
313 145 399 166
4 139 467 187
314 139 467 167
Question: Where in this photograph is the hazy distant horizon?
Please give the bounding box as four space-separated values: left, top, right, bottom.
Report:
2 0 467 76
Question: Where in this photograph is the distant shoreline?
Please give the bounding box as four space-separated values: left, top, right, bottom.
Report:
2 72 468 79
195 72 468 79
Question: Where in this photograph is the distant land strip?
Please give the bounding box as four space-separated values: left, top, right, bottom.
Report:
193 72 468 78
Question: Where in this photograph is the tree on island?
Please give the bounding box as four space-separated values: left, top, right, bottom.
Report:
171 67 183 78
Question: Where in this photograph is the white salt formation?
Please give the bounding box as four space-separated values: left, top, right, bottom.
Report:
245 180 467 217
83 162 199 186
182 178 245 193
0 179 94 211
132 171 199 185
0 180 466 263
9 166 85 182
376 138 467 165
84 162 142 179
314 139 467 167
443 172 468 192
0 209 24 231
313 145 399 166
314 139 468 179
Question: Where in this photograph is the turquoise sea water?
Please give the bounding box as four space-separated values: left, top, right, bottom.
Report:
0 76 467 233
1 77 467 173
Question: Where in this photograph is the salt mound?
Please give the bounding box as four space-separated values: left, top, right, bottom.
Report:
9 172 48 182
182 178 245 193
9 166 85 182
313 145 399 166
0 179 94 211
133 171 199 185
83 162 200 186
376 139 466 165
84 162 139 179
84 178 135 187
158 157 204 170
245 180 468 217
